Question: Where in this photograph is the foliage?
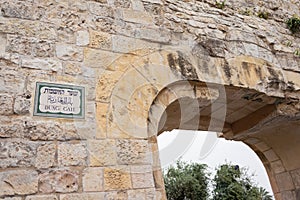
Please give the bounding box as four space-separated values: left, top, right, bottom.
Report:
240 8 252 16
212 164 273 200
258 187 273 200
164 162 273 200
294 49 300 56
286 15 300 34
257 11 270 20
215 0 226 9
164 161 210 200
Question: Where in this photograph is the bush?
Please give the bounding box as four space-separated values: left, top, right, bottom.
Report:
287 15 300 34
164 162 273 200
164 161 210 200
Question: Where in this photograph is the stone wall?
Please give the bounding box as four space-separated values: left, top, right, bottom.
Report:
0 0 299 199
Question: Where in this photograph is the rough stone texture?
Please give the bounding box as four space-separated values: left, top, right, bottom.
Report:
128 189 146 200
76 30 89 46
0 94 13 115
13 93 31 114
131 165 155 189
0 0 300 199
104 167 132 190
56 44 83 61
82 167 103 192
0 198 22 200
290 169 300 189
39 169 79 193
276 172 295 192
35 143 56 169
87 139 117 166
60 193 105 200
23 121 80 141
0 169 38 196
58 142 87 166
0 140 38 168
104 191 128 200
25 195 58 200
116 139 151 165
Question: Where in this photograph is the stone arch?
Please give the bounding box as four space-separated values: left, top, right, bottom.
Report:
96 48 300 199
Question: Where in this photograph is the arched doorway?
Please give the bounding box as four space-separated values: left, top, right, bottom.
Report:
98 48 300 199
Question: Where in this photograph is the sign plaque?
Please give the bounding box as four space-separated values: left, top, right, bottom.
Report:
33 82 85 119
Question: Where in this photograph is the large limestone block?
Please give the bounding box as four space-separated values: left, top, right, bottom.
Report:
25 195 58 200
39 169 79 193
82 167 104 192
104 167 132 190
35 143 56 169
60 193 105 200
116 139 151 165
0 169 38 196
131 165 155 189
58 142 87 166
87 139 117 166
56 44 83 61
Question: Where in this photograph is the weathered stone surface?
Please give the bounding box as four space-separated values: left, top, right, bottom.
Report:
1 1 44 20
281 191 296 200
21 57 62 71
276 172 295 191
7 35 55 57
122 9 153 24
0 123 22 138
76 30 89 46
63 61 83 76
13 93 31 114
111 35 159 53
0 34 7 55
87 139 117 166
95 103 108 139
0 0 299 199
136 28 171 43
104 167 132 190
35 143 56 169
25 195 58 200
116 139 151 164
0 169 38 196
39 169 79 193
0 94 13 115
89 30 112 50
0 197 22 200
131 165 154 189
263 149 279 162
58 142 87 166
291 169 300 189
23 121 80 141
82 167 103 192
128 189 146 200
0 140 38 168
271 160 285 174
104 191 128 200
60 193 105 200
56 44 83 61
83 48 121 69
87 2 113 16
